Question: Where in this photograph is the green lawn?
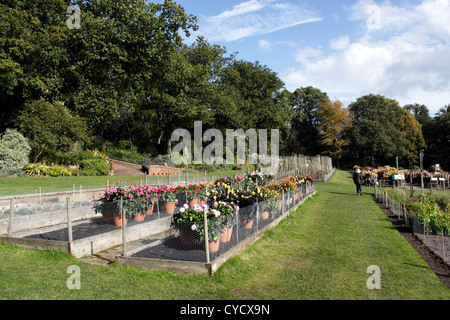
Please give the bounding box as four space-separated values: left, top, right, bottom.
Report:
1 170 449 300
0 170 241 197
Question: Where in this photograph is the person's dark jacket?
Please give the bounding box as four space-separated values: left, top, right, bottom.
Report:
353 172 362 185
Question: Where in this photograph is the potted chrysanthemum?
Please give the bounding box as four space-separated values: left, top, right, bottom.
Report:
158 185 178 214
91 180 133 226
213 201 237 243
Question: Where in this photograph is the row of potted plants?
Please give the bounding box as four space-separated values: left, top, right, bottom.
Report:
169 173 315 252
381 187 450 236
361 165 449 183
405 194 450 236
91 180 191 226
91 173 314 233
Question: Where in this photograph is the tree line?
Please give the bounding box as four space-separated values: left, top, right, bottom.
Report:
1 0 448 171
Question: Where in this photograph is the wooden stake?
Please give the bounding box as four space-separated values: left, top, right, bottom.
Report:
203 207 210 263
66 197 73 243
8 198 14 237
121 198 127 256
402 203 408 226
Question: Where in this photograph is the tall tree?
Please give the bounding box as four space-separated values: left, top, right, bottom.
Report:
144 37 234 154
348 94 406 167
0 0 198 140
395 108 426 167
316 99 353 166
63 0 198 137
428 105 450 170
0 0 70 132
288 86 328 155
404 103 435 167
219 60 293 154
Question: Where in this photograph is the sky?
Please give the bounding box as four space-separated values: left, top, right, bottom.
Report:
162 0 450 115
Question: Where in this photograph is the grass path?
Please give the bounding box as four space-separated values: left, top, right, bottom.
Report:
1 170 449 300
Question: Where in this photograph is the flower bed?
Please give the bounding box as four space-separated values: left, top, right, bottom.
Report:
90 172 315 271
91 172 314 228
405 193 450 236
377 187 450 263
120 174 316 274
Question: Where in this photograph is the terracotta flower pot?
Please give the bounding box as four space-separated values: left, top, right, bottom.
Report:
203 239 220 253
133 213 145 222
240 215 254 229
261 211 269 220
113 212 127 227
164 201 176 214
102 209 114 223
145 203 154 215
220 226 233 243
227 226 233 242
179 229 196 245
189 198 199 207
199 199 207 206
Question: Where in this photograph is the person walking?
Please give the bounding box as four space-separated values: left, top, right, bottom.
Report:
353 168 363 196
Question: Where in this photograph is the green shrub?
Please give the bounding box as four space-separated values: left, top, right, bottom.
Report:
24 163 72 177
16 99 91 163
79 159 110 176
40 150 104 165
0 129 31 170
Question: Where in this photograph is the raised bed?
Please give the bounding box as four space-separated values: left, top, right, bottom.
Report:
115 188 316 276
1 178 317 276
1 210 172 258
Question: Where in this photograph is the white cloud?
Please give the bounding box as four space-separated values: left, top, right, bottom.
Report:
211 0 268 20
417 0 450 42
197 1 322 42
330 35 350 51
349 0 419 31
258 39 273 51
283 0 450 114
294 47 323 65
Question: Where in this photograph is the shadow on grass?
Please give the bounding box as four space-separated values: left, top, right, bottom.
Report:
324 191 353 195
403 262 434 270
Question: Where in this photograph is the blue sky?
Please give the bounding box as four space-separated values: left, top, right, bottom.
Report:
163 0 450 115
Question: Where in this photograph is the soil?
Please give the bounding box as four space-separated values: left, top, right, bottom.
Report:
24 211 173 241
373 196 450 290
132 214 276 263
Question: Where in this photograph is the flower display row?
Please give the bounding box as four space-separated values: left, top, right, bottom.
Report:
170 173 314 252
91 181 169 225
382 188 450 237
360 165 448 182
91 173 314 235
406 195 450 236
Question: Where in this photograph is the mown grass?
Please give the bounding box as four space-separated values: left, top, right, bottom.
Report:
1 170 449 300
0 170 241 197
